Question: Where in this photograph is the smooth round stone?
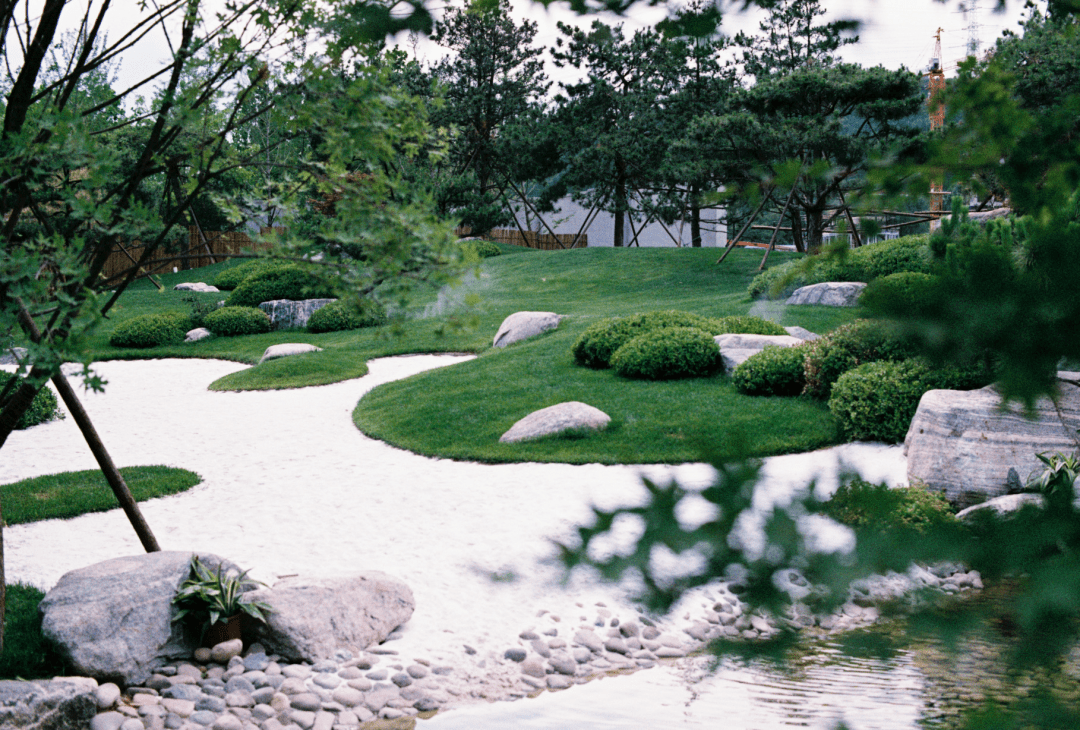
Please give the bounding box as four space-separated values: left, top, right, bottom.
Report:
406 665 429 679
572 648 591 664
354 707 376 722
311 659 338 673
120 719 145 730
264 675 286 690
549 655 577 676
224 677 255 694
519 631 540 641
269 693 291 712
162 685 203 702
210 639 243 665
205 667 225 681
242 653 270 672
90 712 126 730
243 671 269 688
530 640 551 658
520 658 545 678
432 667 453 675
504 648 526 663
337 667 362 680
346 678 373 692
415 697 440 712
548 638 567 650
194 696 226 713
312 673 340 689
399 687 425 702
188 710 217 726
289 710 315 728
353 658 375 670
289 693 322 712
176 665 202 680
546 675 573 690
604 637 629 655
380 708 405 720
391 673 413 688
164 712 184 729
264 662 282 676
167 676 196 686
331 686 364 707
282 665 312 679
224 690 254 708
251 705 276 721
279 678 308 695
210 714 243 730
251 687 275 704
365 669 388 681
96 683 122 709
160 699 194 718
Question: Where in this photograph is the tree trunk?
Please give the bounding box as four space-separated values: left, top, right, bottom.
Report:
690 183 702 248
613 159 627 247
805 208 826 254
791 210 805 253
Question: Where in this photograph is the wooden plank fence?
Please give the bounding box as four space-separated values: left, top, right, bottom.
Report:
457 227 587 250
101 228 273 282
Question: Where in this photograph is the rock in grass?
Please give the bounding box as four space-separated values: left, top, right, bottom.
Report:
906 377 1080 508
783 326 819 341
499 402 610 444
713 333 804 371
257 343 322 365
39 552 243 685
0 678 98 730
174 282 219 293
785 282 867 307
492 311 562 348
258 299 335 331
185 328 211 343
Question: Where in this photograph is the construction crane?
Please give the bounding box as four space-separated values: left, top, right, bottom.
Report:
927 28 947 228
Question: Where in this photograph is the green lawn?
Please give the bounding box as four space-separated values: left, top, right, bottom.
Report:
77 244 862 463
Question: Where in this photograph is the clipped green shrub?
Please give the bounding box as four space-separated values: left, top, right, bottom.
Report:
802 319 916 400
822 478 956 534
732 345 808 396
109 312 191 348
225 264 334 307
203 306 271 337
0 373 64 429
747 234 933 299
572 311 782 369
610 326 721 380
212 259 281 290
828 358 992 443
859 272 942 318
307 298 387 333
461 240 502 259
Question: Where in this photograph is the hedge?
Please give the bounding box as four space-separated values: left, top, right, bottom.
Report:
609 326 722 380
225 265 335 307
109 312 191 348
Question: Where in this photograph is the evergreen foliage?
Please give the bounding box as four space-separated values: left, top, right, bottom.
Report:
202 307 271 337
801 319 916 400
212 260 282 291
307 299 387 333
108 312 192 349
731 345 808 397
822 479 957 534
609 326 722 380
225 265 335 307
0 373 62 429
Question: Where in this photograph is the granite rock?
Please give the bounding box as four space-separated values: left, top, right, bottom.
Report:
257 343 322 365
0 678 98 730
492 312 562 348
258 299 335 331
713 333 804 372
785 282 867 307
499 402 610 444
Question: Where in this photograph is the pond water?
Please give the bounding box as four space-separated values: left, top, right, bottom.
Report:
422 641 927 729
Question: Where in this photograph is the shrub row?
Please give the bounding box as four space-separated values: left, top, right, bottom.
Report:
109 312 191 348
747 234 933 299
0 372 64 429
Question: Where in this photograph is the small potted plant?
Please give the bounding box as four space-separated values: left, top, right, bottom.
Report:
171 555 272 647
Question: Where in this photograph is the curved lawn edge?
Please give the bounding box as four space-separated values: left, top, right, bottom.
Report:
208 348 370 391
351 326 843 465
0 466 201 525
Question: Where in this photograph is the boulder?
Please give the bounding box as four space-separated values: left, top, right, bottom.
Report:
39 552 244 685
244 573 414 663
783 326 820 341
955 493 1047 525
185 328 211 343
499 401 610 443
0 678 98 730
785 282 867 307
258 343 322 365
173 283 219 293
258 299 335 331
905 376 1080 508
492 311 562 348
713 333 804 372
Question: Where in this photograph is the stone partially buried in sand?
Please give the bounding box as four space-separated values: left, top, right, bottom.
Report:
244 572 415 663
258 343 322 365
499 402 610 443
492 311 562 348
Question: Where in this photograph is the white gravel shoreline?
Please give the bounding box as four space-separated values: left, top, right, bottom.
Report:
2 355 908 708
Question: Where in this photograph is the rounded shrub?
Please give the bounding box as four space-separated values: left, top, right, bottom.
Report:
212 259 281 290
822 478 956 534
712 315 788 336
109 312 191 348
802 319 916 400
307 298 387 333
225 265 335 307
827 358 993 443
461 240 502 259
609 326 721 380
0 372 64 429
859 272 942 318
732 344 808 396
203 306 271 337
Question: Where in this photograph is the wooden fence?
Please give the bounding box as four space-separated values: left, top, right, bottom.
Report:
457 227 587 250
101 228 273 282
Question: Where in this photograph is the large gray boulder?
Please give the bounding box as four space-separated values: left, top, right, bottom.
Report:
0 678 98 730
499 401 610 443
39 552 243 685
493 311 562 348
713 333 804 372
785 282 867 307
244 573 414 663
905 376 1080 508
258 343 322 365
258 299 335 330
173 282 219 293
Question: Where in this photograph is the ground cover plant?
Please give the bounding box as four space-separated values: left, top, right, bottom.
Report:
0 466 201 525
0 583 68 680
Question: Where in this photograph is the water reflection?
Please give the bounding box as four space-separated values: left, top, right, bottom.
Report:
422 642 927 730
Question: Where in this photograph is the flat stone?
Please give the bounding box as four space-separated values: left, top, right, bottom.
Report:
906 378 1080 508
160 699 195 717
956 493 1047 524
520 658 546 678
289 693 322 711
503 647 526 663
783 326 820 341
785 281 867 307
573 629 604 653
499 402 610 443
713 333 804 372
0 678 99 730
549 654 577 676
546 676 573 690
492 311 562 348
245 573 414 663
258 343 322 365
330 686 363 707
406 665 428 679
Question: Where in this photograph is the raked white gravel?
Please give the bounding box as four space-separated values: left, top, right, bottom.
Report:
1 356 907 673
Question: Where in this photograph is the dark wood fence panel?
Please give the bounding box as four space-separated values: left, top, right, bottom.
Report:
101 228 273 282
456 227 587 250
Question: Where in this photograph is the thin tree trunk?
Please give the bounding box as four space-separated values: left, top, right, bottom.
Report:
613 160 627 247
690 183 702 248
